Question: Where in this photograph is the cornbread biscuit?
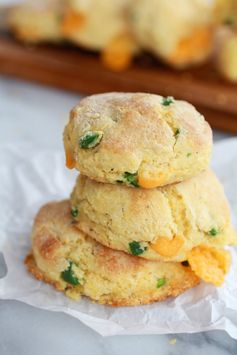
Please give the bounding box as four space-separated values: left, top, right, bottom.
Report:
26 200 200 306
8 0 63 43
64 93 212 188
71 170 237 262
128 0 216 68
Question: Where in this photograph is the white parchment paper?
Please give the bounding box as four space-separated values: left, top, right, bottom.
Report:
0 140 237 337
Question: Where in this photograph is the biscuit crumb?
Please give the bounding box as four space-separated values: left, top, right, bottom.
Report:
169 338 177 345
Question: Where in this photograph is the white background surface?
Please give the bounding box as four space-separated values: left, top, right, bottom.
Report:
0 76 236 355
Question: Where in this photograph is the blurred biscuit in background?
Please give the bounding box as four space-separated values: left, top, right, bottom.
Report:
128 0 219 69
8 0 64 43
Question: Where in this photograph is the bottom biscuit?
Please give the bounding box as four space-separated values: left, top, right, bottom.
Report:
26 200 200 306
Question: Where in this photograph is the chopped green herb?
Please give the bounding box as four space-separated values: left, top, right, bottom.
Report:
157 277 166 288
61 261 80 285
208 228 219 236
187 152 192 157
181 260 189 267
71 207 78 218
129 241 147 256
175 128 180 137
79 131 103 149
162 96 174 106
123 172 139 187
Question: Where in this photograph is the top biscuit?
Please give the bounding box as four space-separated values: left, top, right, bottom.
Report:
64 92 212 188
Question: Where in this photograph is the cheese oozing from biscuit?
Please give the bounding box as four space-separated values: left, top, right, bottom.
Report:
188 245 231 286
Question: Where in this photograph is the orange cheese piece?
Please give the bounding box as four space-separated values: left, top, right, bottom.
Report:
65 148 75 169
61 10 86 35
168 27 213 67
188 246 231 286
138 174 166 189
151 236 184 257
101 34 135 72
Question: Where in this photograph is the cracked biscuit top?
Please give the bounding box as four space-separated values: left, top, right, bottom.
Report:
64 92 212 188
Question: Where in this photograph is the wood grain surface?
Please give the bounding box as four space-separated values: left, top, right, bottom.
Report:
0 33 236 133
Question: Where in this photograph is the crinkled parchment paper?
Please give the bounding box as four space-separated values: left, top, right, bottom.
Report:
0 140 237 337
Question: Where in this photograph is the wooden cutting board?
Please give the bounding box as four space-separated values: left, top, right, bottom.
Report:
0 32 237 133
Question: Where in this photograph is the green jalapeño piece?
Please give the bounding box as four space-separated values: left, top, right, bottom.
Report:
61 261 80 286
162 96 174 106
71 207 78 218
123 172 139 187
129 241 147 256
157 277 166 288
208 228 219 237
79 131 103 149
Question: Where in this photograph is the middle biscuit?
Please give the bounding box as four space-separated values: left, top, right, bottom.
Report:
71 170 237 262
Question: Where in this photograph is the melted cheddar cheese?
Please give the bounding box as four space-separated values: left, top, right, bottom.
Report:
61 10 86 35
65 148 75 169
168 27 213 67
138 174 166 189
188 246 231 286
101 34 135 71
151 236 184 257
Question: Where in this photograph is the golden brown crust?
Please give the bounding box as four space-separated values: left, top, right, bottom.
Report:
33 231 62 261
25 251 200 307
25 253 66 292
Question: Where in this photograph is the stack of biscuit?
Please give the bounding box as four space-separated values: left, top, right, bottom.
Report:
26 92 237 306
